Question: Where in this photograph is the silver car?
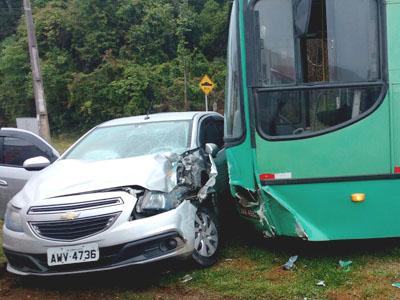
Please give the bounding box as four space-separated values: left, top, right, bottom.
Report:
0 128 59 217
3 112 227 276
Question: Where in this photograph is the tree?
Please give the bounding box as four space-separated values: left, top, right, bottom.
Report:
0 0 231 132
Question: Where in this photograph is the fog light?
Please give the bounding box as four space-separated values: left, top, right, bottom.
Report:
351 193 366 203
166 239 178 250
160 239 178 252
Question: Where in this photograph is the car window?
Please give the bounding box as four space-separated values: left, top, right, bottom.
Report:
200 118 225 149
2 136 51 167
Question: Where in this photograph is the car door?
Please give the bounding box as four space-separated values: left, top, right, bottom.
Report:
0 129 59 217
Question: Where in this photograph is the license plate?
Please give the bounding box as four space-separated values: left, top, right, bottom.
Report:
47 243 99 266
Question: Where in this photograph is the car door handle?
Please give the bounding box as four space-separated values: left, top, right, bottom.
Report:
0 180 8 187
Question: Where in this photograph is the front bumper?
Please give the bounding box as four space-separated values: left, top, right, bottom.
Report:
4 231 188 276
3 191 197 276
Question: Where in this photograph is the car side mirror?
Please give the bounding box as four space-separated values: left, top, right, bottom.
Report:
205 143 219 158
23 156 51 171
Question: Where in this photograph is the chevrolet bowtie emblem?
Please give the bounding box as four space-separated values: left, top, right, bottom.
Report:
60 211 80 221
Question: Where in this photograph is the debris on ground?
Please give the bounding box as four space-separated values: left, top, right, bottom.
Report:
225 258 233 262
282 255 299 270
181 274 193 283
316 280 326 287
339 260 353 271
392 283 400 289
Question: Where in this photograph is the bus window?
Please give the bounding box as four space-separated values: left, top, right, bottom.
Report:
254 0 380 85
225 2 243 140
326 0 380 83
253 0 383 138
254 0 296 85
258 86 381 136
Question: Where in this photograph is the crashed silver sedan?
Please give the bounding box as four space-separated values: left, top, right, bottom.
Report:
3 112 227 276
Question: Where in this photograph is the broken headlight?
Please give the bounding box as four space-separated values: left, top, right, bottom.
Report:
136 186 191 215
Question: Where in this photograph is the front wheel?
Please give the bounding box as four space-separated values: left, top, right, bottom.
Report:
192 206 219 267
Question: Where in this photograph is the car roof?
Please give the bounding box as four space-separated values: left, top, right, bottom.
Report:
98 111 222 127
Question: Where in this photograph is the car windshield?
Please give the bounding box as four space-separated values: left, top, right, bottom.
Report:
64 120 191 161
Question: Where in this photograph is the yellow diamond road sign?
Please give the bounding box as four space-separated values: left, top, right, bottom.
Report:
200 75 215 95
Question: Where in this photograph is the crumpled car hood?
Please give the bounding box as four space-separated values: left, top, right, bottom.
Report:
21 154 177 203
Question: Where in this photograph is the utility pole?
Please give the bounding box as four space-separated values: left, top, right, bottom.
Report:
23 0 51 142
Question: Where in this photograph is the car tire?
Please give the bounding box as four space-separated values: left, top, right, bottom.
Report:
192 206 220 267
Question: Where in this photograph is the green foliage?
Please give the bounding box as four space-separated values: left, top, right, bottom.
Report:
0 36 32 126
0 0 23 40
0 0 230 132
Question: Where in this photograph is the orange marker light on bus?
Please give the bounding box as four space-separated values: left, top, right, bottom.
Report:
351 193 366 203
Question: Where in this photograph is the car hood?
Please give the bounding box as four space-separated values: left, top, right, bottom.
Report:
21 154 178 203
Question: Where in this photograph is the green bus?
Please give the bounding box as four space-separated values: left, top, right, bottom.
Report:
224 0 400 241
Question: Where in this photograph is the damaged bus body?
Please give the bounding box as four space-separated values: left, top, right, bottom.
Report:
225 0 400 240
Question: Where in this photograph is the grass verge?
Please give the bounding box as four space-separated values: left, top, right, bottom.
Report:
2 222 400 299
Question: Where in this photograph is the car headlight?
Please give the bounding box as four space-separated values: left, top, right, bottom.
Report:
5 205 24 232
136 187 190 215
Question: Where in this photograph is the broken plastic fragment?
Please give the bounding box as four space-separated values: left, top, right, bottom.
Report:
339 260 353 271
197 154 218 201
181 274 193 283
282 255 298 270
316 280 326 287
392 283 400 289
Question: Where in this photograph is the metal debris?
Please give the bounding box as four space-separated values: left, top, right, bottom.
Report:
181 274 193 283
282 255 299 270
316 280 326 287
197 154 218 201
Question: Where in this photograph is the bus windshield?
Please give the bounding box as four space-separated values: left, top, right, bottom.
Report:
251 0 383 138
253 0 380 86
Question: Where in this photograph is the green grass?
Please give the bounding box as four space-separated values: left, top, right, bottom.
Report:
2 218 400 299
52 134 80 154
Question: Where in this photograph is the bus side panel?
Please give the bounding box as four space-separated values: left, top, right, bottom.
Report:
387 2 400 171
390 85 400 171
226 144 256 193
387 2 400 73
254 97 391 179
261 179 400 241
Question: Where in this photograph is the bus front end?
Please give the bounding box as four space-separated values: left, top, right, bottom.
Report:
225 0 400 241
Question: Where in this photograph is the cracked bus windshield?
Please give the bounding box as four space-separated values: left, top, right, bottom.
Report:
64 121 191 161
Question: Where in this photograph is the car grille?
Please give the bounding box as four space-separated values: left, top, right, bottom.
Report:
28 198 123 214
29 213 120 241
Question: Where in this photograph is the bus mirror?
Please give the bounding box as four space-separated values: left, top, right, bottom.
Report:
205 143 219 158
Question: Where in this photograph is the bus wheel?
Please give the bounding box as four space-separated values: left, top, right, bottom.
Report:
192 206 219 267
